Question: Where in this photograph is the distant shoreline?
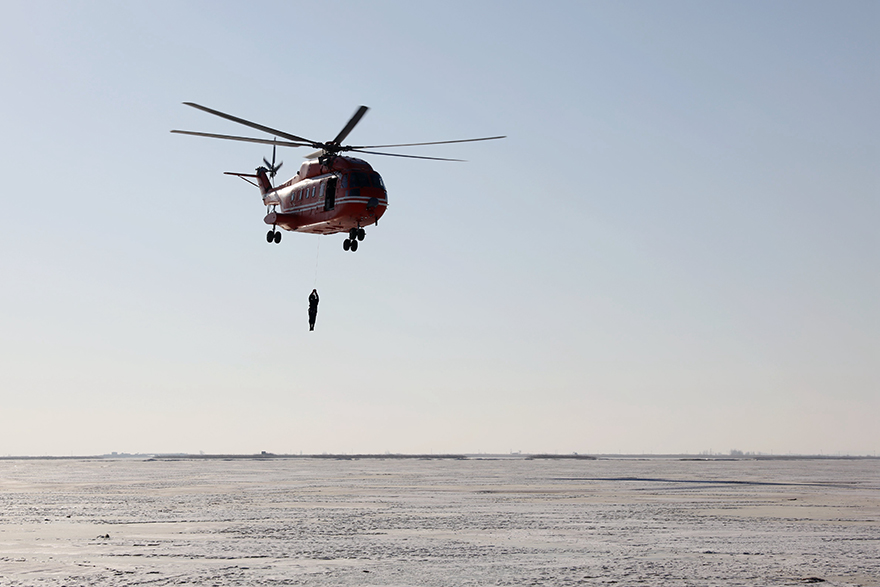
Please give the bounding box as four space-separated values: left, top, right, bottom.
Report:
1 453 876 461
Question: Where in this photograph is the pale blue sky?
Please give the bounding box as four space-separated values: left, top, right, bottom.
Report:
0 1 876 455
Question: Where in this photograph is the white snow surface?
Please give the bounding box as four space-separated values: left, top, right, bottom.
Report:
0 457 877 586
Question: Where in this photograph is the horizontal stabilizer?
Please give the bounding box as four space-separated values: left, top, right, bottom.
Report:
223 171 260 188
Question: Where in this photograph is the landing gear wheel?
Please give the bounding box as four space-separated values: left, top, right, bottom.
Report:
273 231 282 244
266 230 275 243
357 228 365 241
348 228 358 240
343 239 351 251
350 239 359 252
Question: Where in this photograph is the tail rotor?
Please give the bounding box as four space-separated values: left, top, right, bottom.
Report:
262 141 283 183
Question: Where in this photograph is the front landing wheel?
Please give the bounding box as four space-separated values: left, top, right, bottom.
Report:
273 231 282 244
343 239 351 251
266 230 275 243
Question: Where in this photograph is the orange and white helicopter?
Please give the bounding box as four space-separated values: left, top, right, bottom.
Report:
172 103 504 251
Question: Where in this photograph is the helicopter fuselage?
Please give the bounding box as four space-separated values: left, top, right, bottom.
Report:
261 156 388 235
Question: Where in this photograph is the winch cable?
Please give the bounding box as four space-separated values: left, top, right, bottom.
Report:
313 237 321 289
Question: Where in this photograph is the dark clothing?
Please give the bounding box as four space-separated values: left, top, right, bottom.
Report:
308 291 319 331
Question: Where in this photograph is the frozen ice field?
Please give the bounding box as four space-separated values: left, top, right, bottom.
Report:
0 456 877 586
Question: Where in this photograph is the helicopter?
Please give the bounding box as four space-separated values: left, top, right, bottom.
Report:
172 103 505 251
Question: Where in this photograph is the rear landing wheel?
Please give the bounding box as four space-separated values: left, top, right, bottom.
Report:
343 239 351 251
273 231 282 244
350 239 359 252
357 228 365 241
266 230 275 243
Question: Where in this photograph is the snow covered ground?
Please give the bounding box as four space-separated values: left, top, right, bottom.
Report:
0 457 877 586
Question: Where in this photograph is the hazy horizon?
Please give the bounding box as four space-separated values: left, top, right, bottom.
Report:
3 450 877 459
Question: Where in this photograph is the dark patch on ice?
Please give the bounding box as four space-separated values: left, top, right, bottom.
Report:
552 477 850 487
526 454 597 460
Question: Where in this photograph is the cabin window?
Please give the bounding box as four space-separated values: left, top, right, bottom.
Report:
340 175 348 189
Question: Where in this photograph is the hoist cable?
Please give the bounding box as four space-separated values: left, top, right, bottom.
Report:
313 237 321 289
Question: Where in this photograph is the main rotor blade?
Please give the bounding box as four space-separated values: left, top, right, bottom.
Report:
171 130 312 148
348 148 465 162
331 105 369 145
183 102 318 146
351 135 506 149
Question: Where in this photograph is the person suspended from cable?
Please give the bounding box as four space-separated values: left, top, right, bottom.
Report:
308 289 319 331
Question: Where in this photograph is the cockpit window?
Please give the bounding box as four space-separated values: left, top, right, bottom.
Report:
370 173 385 189
349 171 371 188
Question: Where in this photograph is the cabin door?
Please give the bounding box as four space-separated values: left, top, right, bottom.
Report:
324 177 337 211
